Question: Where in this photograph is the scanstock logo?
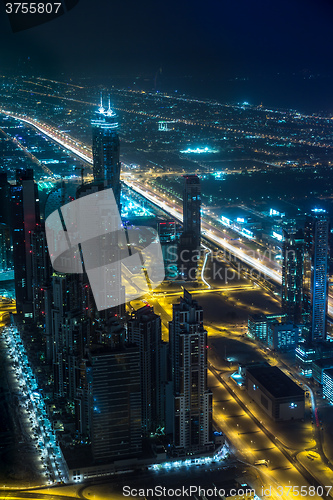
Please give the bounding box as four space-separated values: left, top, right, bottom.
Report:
45 188 165 311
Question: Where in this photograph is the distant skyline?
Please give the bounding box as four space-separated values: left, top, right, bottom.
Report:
1 0 333 111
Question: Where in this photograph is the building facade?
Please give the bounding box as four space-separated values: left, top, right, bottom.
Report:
246 366 305 421
128 305 165 434
282 229 304 323
169 290 213 453
267 322 298 351
303 210 329 342
87 344 142 463
10 168 40 315
91 97 121 207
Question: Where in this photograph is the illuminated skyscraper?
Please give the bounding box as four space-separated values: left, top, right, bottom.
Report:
183 174 201 249
128 305 165 434
10 169 40 316
86 344 141 463
282 229 304 324
303 210 329 342
169 290 213 453
91 96 121 207
178 175 201 280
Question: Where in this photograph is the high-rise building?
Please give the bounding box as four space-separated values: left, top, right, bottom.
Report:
86 343 141 463
323 368 333 404
282 229 304 324
0 223 12 273
31 228 52 322
51 273 89 398
182 174 201 250
303 210 329 342
91 97 121 207
75 181 125 320
0 173 11 227
178 175 201 280
10 169 40 315
169 289 213 453
128 305 165 434
158 221 180 280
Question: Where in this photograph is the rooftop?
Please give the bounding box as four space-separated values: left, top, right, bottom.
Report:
313 357 333 368
246 366 304 399
323 368 333 379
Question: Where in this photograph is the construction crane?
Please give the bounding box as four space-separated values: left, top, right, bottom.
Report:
75 166 85 185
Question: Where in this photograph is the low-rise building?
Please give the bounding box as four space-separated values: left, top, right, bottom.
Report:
312 357 333 384
267 322 298 351
246 366 304 421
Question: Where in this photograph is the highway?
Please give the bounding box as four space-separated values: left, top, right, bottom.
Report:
3 108 333 320
0 111 333 499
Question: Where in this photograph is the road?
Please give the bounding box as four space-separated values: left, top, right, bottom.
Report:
4 109 333 319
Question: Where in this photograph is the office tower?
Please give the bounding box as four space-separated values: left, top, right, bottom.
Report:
51 273 89 398
281 229 304 323
86 343 141 463
31 228 52 322
0 173 11 226
91 96 121 207
128 305 164 434
10 169 40 315
158 221 179 280
0 223 12 273
178 175 201 280
169 289 213 453
75 181 125 320
183 174 201 249
303 210 329 342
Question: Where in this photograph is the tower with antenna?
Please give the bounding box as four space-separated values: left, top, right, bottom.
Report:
91 93 121 207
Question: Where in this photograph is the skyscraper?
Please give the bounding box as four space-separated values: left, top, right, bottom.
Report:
303 210 329 342
128 305 164 434
178 175 201 280
51 273 88 398
10 168 40 315
169 289 213 453
183 174 201 250
86 342 142 463
281 229 304 324
91 96 121 207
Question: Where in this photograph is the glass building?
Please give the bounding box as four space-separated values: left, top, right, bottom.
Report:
281 229 304 324
91 97 121 207
303 210 329 342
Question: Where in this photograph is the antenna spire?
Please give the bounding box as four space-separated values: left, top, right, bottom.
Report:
99 92 104 113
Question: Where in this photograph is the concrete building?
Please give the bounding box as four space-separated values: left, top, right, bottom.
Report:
246 366 304 421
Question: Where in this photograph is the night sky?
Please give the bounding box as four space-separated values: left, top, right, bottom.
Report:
1 0 333 110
